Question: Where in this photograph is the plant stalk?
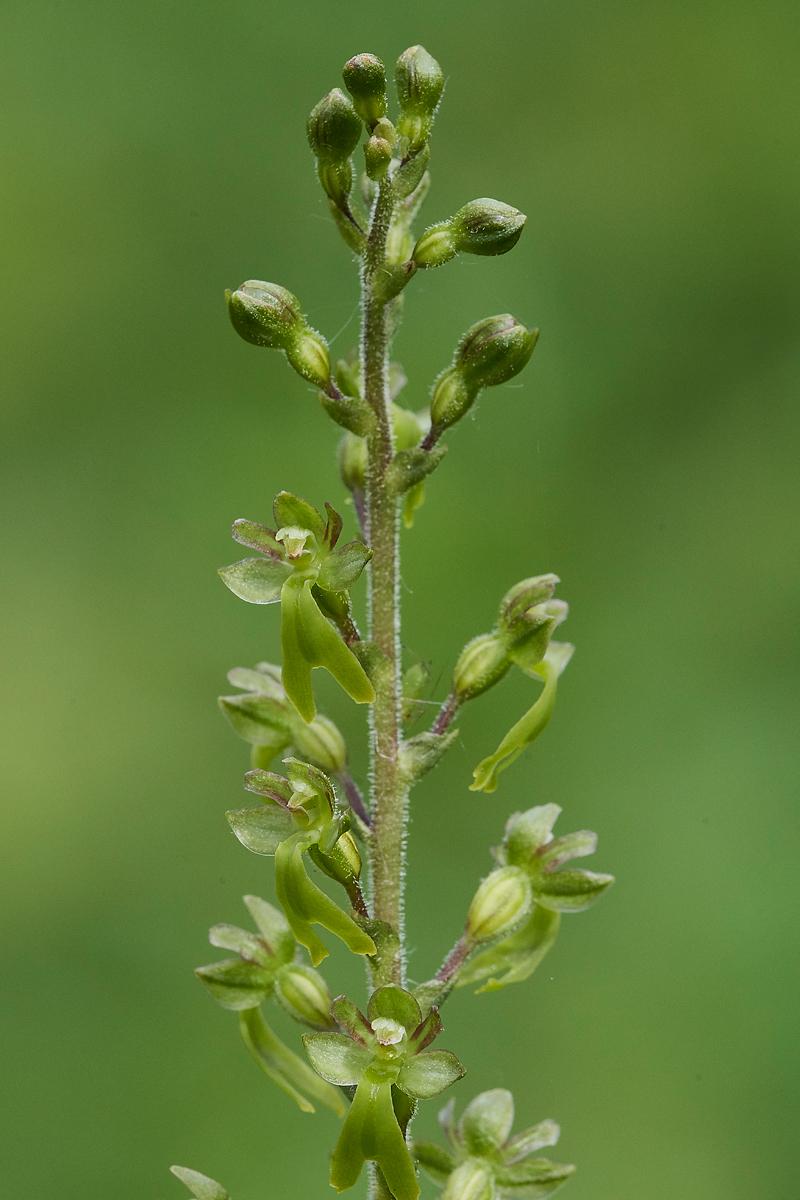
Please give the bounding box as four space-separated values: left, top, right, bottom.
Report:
362 177 406 990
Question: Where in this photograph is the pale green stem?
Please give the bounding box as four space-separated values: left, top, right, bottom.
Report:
362 176 406 989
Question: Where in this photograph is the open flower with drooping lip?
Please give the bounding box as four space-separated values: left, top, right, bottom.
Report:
194 894 345 1116
303 984 465 1199
218 491 374 723
225 759 376 966
455 805 614 994
413 1088 575 1199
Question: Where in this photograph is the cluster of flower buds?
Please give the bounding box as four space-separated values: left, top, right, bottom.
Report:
303 984 464 1200
225 281 331 390
218 492 374 723
413 1089 575 1199
225 760 376 965
194 894 345 1115
428 314 538 440
412 199 527 268
219 661 348 774
457 805 614 993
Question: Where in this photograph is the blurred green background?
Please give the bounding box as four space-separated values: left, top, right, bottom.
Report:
2 1 798 1197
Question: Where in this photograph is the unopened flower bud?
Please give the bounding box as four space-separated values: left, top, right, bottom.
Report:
293 714 348 775
342 54 387 129
285 327 331 389
451 199 527 257
466 867 531 943
395 45 444 150
372 117 397 147
364 135 393 181
456 315 538 390
307 89 362 163
453 634 510 702
338 431 367 492
275 963 336 1030
225 281 303 350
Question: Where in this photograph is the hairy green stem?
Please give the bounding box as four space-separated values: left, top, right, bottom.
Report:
363 178 406 989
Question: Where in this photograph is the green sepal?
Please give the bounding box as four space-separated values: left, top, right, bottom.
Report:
320 390 375 436
368 984 422 1033
399 728 459 784
281 577 375 723
208 923 273 967
501 805 562 867
218 557 293 603
275 830 376 964
456 905 560 993
170 1166 229 1200
240 1005 346 1116
386 445 447 493
303 1031 374 1085
194 957 275 1010
331 994 375 1045
470 645 573 793
534 868 614 913
218 693 292 749
330 1072 420 1200
273 491 327 541
230 518 284 557
535 830 597 871
239 894 295 963
502 1121 561 1163
397 1049 465 1100
458 1089 514 1155
408 1006 443 1054
317 541 372 591
493 1158 576 1194
411 1140 458 1184
226 804 296 855
228 662 283 695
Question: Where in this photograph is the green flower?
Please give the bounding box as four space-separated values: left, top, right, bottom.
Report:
218 492 374 722
194 894 345 1115
456 806 614 993
226 759 376 965
304 984 465 1199
218 660 348 774
413 1089 575 1199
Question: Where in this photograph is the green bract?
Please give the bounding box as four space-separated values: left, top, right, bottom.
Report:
193 895 344 1115
457 806 614 993
227 759 375 965
304 984 465 1198
413 1089 575 1199
219 493 374 722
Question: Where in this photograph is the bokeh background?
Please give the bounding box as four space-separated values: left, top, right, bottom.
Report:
2 1 798 1197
